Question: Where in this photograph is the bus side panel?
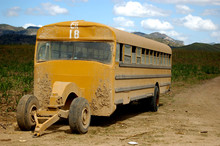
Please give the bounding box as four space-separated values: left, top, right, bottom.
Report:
114 64 171 104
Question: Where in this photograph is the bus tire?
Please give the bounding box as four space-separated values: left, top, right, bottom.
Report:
149 86 159 112
69 97 91 134
16 95 39 131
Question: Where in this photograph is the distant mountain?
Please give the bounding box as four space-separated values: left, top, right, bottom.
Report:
133 32 184 47
0 24 40 45
0 24 39 36
173 43 220 52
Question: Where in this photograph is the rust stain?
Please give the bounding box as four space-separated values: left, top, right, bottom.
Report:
91 81 111 112
35 74 52 109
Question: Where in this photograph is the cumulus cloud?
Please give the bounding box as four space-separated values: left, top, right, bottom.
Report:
114 27 126 31
203 9 220 16
112 0 124 3
150 0 220 5
161 30 180 37
113 17 135 27
160 30 188 42
176 5 193 14
42 3 68 15
211 31 220 37
180 14 218 31
211 31 220 42
6 6 21 17
141 19 173 31
113 1 168 17
23 23 42 29
26 7 42 15
26 3 68 16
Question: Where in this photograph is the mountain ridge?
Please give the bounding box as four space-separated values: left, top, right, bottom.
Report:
0 24 39 36
133 32 184 47
2 24 219 49
173 42 220 52
0 24 185 46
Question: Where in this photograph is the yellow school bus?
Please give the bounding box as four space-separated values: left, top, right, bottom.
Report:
16 20 171 136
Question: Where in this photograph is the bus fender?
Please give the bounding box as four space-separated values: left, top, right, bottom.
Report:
50 81 83 106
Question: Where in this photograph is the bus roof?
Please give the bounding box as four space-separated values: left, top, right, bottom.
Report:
37 21 171 54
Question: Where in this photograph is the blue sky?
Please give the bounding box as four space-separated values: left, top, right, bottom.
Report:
1 0 220 45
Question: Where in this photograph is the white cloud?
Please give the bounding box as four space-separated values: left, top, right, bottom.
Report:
6 6 21 17
211 31 220 37
160 30 188 42
113 17 135 27
26 3 68 16
162 30 180 37
42 3 68 15
23 23 42 29
180 14 218 31
26 7 42 15
115 27 126 31
211 31 220 42
141 19 173 31
211 31 220 43
150 0 220 5
113 1 168 17
176 5 193 14
203 9 220 16
112 0 124 3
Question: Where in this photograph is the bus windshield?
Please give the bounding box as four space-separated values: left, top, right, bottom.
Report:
36 41 113 64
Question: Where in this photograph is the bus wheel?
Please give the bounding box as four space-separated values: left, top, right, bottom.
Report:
69 97 91 134
149 86 159 112
16 95 39 131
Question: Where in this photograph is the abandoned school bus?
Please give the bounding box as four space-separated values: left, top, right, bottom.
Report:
16 20 172 137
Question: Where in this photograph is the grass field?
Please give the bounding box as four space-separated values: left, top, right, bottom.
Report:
0 45 34 112
172 47 220 83
0 44 220 112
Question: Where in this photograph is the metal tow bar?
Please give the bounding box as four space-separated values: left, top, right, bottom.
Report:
33 110 69 137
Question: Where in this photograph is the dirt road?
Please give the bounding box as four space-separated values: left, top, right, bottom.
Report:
1 76 220 146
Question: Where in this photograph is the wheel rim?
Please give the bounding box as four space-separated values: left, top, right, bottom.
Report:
156 97 159 106
156 90 159 107
81 107 90 128
29 104 37 123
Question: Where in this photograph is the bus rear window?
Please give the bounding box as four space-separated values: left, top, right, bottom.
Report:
37 41 113 64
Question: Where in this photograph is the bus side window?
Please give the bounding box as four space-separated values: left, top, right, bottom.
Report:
160 53 163 65
146 49 149 64
157 52 160 65
120 44 123 62
124 44 131 63
132 46 136 64
140 48 144 64
150 50 153 64
137 47 141 64
115 43 120 62
165 54 168 66
164 53 166 66
154 51 157 65
169 54 171 66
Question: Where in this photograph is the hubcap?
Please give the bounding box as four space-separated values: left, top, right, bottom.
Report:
29 104 37 123
81 107 90 128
